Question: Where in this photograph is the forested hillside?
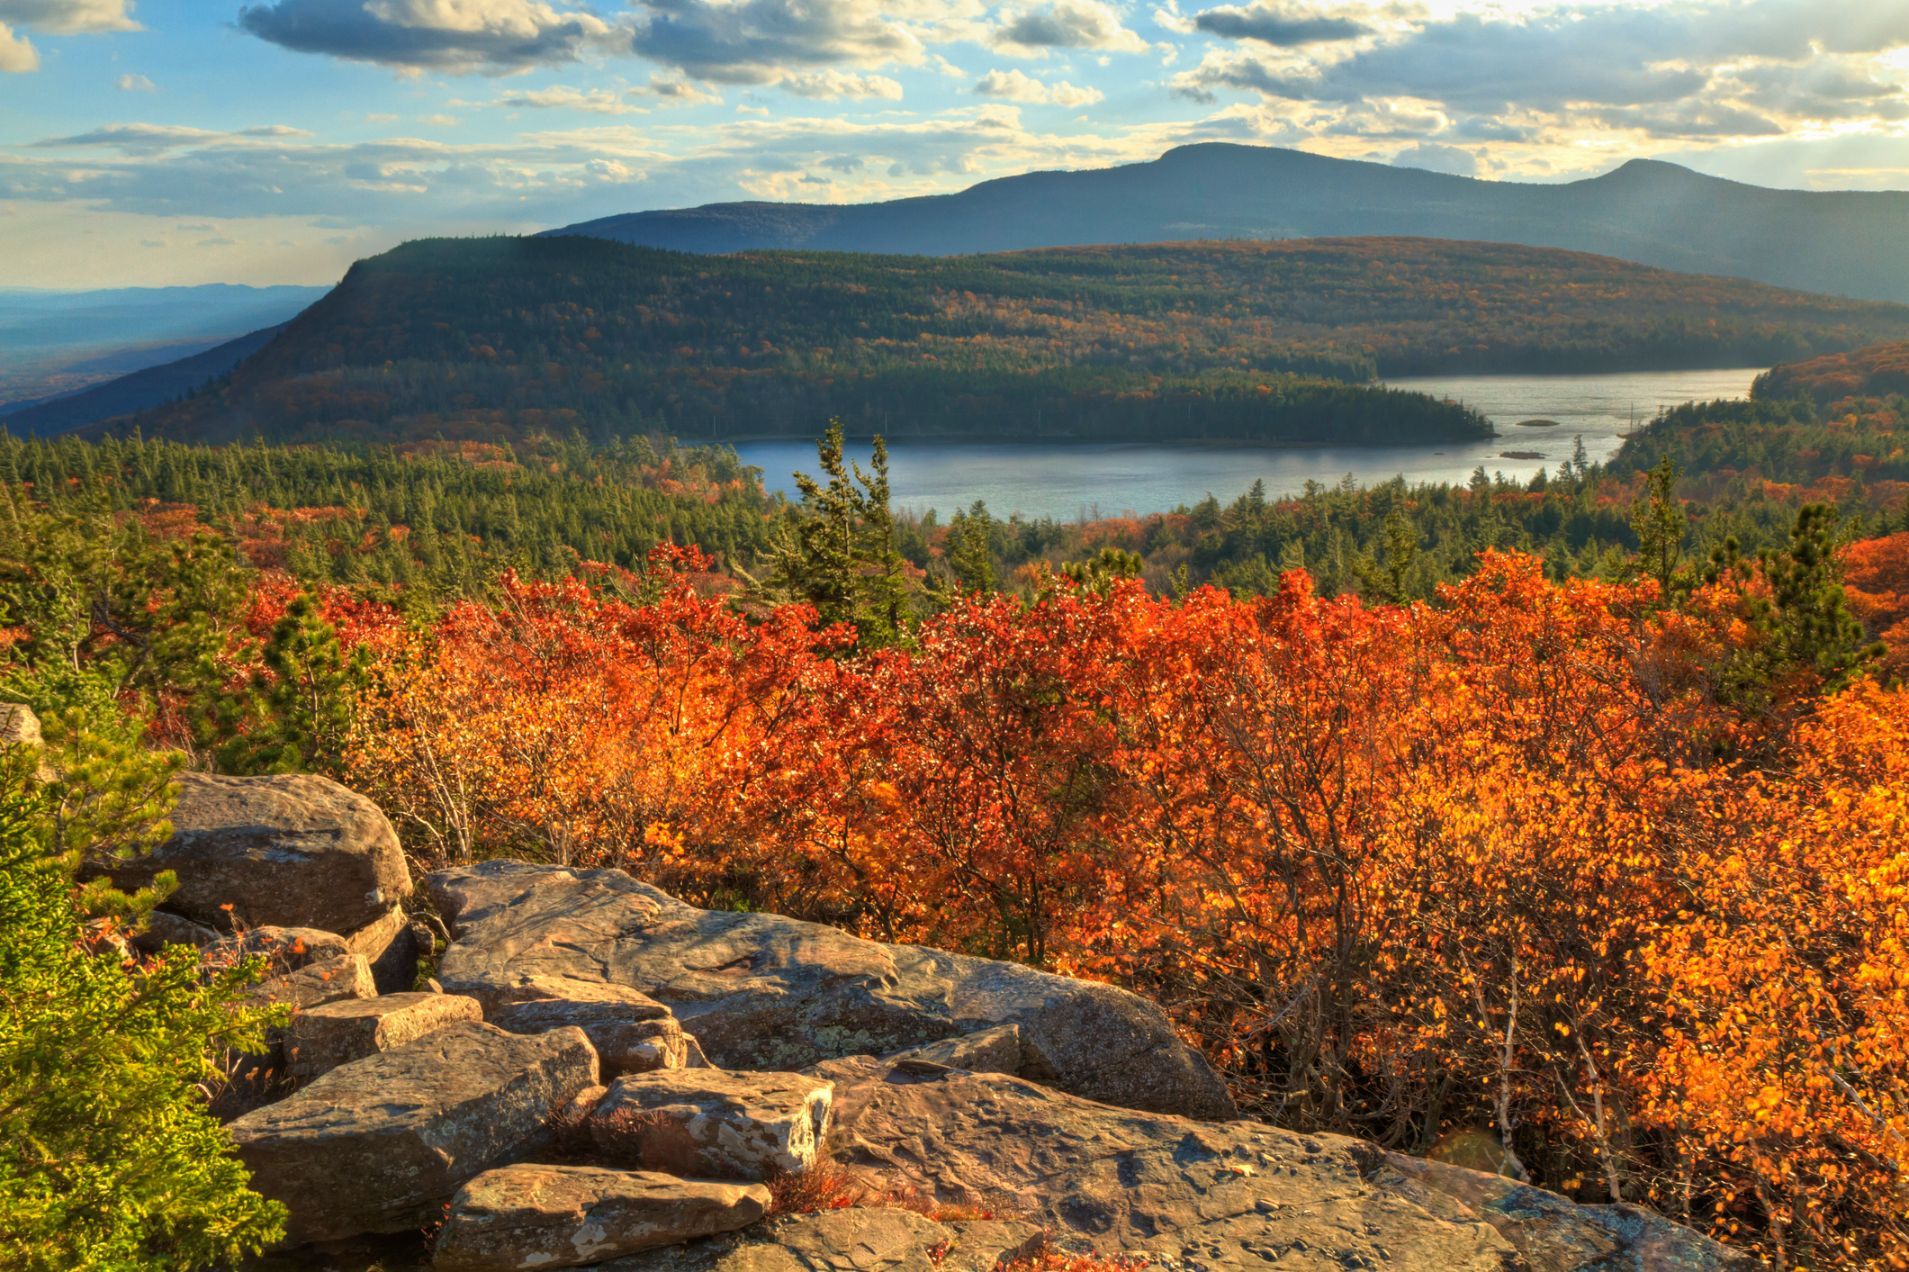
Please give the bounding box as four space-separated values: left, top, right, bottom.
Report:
119 235 1909 447
1755 339 1909 404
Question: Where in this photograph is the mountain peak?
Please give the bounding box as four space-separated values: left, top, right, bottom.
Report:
547 144 1909 304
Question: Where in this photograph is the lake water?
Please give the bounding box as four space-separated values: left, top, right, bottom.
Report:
735 367 1764 522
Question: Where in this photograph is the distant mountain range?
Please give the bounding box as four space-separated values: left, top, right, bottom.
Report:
550 144 1909 305
0 283 326 412
1 325 288 437
108 235 1909 447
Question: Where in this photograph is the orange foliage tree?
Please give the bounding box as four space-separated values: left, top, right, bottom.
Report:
315 547 1906 1266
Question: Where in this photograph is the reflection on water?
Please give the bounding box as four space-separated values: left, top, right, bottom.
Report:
735 367 1763 522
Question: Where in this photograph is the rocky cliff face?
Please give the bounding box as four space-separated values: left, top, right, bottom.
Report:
116 770 1751 1271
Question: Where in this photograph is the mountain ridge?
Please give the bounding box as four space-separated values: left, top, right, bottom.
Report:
548 143 1909 303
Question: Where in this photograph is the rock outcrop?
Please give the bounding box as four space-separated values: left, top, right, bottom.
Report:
116 772 411 933
229 1022 598 1243
148 810 1743 1271
434 1166 771 1272
428 861 1236 1121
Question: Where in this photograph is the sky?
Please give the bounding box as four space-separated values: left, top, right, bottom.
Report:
1 0 1906 288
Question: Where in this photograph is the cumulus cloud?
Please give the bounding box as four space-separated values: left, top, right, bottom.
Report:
992 0 1146 54
628 0 925 84
116 71 154 90
1192 3 1366 47
0 0 139 71
0 0 138 34
0 20 35 69
237 0 615 72
975 66 1103 106
781 69 903 99
1173 0 1909 154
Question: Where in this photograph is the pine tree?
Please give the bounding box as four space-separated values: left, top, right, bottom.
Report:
1630 456 1686 590
946 500 998 595
762 423 910 645
206 595 367 776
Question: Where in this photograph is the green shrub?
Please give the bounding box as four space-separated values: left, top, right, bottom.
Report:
0 744 286 1269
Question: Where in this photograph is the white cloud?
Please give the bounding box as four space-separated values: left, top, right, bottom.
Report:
116 71 154 90
781 69 903 99
494 85 635 113
0 20 35 70
630 72 723 105
975 67 1104 106
0 0 139 70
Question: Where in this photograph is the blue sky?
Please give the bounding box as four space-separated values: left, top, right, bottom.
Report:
2 0 1907 287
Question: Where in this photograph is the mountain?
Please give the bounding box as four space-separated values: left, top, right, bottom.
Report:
1 324 287 437
0 283 326 408
549 144 1909 305
112 234 1909 448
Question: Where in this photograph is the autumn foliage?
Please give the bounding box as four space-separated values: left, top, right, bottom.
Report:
264 543 1905 1267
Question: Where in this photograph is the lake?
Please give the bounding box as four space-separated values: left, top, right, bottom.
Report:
735 367 1764 522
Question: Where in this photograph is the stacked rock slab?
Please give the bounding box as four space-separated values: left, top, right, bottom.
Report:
287 991 483 1081
587 1070 834 1181
487 976 705 1077
428 861 1236 1121
228 1022 598 1244
433 1165 771 1272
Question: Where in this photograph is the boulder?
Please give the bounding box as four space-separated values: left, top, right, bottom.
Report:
114 772 411 933
429 862 1233 1120
228 1021 599 1244
0 702 55 781
287 991 483 1082
487 977 700 1078
0 701 44 747
589 1070 833 1182
246 952 376 1012
433 1165 771 1272
797 1056 1748 1271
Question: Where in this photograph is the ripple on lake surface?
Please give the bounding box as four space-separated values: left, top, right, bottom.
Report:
736 367 1763 522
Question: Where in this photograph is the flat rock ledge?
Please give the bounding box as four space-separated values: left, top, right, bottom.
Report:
427 861 1236 1121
